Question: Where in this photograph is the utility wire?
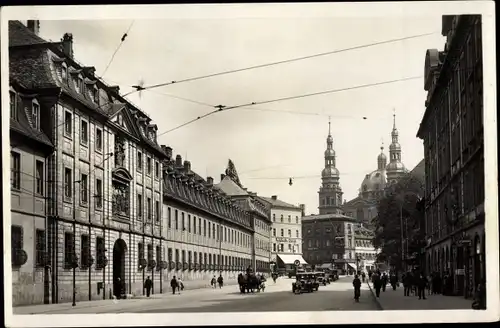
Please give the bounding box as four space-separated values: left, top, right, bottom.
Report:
157 75 422 137
138 31 439 92
101 20 135 78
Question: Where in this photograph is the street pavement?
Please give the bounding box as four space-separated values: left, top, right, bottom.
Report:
366 281 472 310
13 276 379 314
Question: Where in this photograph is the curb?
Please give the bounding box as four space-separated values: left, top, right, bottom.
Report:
366 282 384 311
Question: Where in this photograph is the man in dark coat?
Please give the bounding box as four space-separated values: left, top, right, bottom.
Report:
390 273 398 290
217 275 224 289
372 272 382 297
417 273 428 300
381 272 388 292
361 272 366 283
353 274 362 302
144 276 153 297
403 272 412 296
170 276 179 295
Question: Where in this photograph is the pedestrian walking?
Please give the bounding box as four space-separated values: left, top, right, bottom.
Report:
211 276 217 289
144 276 153 297
372 272 382 298
381 272 388 292
403 272 412 296
170 276 179 295
361 272 366 283
390 273 398 290
178 278 184 293
217 275 224 289
353 274 362 302
417 273 428 300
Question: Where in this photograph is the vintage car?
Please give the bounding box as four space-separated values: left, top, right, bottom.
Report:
329 269 339 281
292 273 319 294
315 272 329 286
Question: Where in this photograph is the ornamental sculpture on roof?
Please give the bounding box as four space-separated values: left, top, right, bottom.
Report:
225 159 243 188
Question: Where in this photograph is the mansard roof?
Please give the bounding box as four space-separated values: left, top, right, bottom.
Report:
302 213 356 222
258 196 300 210
162 157 253 230
8 21 167 158
216 176 249 196
9 80 54 149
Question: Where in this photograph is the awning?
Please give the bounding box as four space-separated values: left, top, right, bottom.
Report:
347 263 357 270
277 254 308 265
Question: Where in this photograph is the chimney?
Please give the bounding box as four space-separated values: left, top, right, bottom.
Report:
271 195 277 200
220 174 225 181
175 155 182 167
207 177 214 185
183 160 191 172
27 20 40 35
108 85 120 94
299 204 306 217
61 33 74 59
161 145 173 160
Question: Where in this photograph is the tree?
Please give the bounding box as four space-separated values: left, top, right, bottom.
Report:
371 172 425 271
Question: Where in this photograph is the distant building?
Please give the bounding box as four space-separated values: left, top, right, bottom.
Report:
418 15 484 298
302 121 357 273
258 195 306 273
343 114 408 228
353 225 377 272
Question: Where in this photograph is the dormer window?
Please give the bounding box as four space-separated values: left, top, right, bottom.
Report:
149 131 156 141
78 77 84 93
61 65 67 82
118 114 123 126
32 101 40 130
10 91 17 121
92 87 99 104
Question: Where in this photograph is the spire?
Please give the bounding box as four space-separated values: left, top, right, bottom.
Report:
377 139 387 170
387 108 405 176
392 108 396 130
328 116 331 136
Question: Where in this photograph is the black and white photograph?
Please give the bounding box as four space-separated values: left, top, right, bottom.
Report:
2 2 498 326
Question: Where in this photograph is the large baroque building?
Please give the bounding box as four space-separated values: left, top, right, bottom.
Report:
302 122 357 273
257 195 306 273
8 21 271 306
418 15 484 298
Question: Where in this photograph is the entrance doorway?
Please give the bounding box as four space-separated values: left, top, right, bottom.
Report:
113 239 127 298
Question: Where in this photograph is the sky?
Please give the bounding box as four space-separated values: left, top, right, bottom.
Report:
29 9 446 215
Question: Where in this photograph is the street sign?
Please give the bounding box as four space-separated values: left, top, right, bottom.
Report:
294 260 300 266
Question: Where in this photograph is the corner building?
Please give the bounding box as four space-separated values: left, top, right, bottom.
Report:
418 15 484 298
258 195 306 274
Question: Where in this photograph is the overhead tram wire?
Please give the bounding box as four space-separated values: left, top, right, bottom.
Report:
156 75 423 137
137 31 439 93
16 30 439 145
101 20 135 78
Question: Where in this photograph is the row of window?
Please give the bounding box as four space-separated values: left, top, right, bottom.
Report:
305 224 350 235
272 214 300 224
136 150 160 179
272 228 300 238
155 246 250 269
10 152 44 195
63 110 102 151
272 243 300 253
305 238 351 248
137 194 161 222
63 110 161 179
62 167 103 208
166 207 251 248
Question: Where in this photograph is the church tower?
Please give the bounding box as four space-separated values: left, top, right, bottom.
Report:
318 119 343 215
386 111 406 183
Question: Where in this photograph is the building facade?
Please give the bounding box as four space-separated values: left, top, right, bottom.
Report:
302 215 357 273
8 21 269 306
214 162 273 273
258 195 306 273
301 121 356 273
353 225 377 272
10 78 56 306
418 15 484 298
161 153 257 287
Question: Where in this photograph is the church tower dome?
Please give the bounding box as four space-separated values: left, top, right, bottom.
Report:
386 110 406 184
318 118 343 215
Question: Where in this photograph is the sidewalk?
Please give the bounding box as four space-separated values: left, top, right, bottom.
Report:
13 281 239 315
366 281 472 310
